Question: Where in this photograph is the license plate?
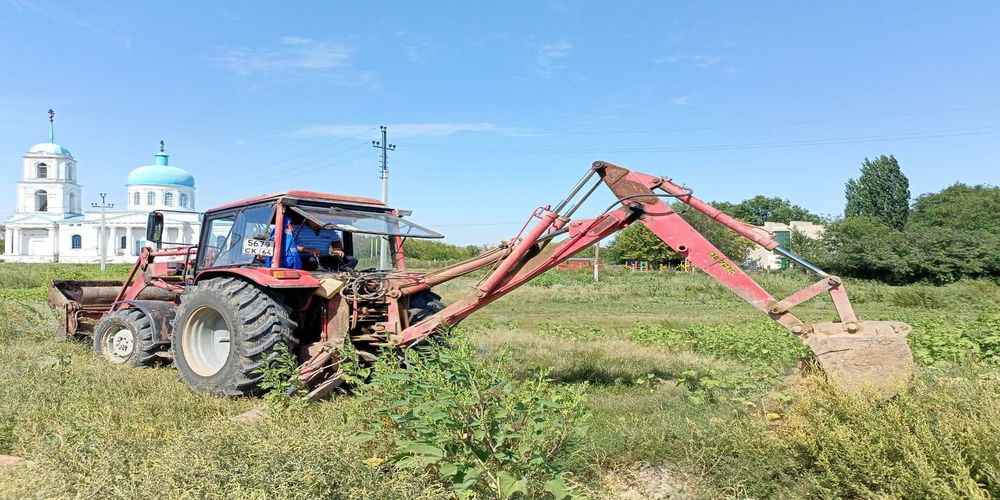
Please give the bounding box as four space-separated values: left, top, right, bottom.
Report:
242 238 275 257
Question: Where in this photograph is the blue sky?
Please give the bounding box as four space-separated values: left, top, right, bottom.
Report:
1 1 998 244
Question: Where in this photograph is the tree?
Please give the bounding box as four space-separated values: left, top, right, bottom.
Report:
402 239 480 261
844 155 910 230
904 228 1000 284
817 216 910 283
906 183 1000 232
904 183 1000 283
0 224 4 254
605 224 676 264
604 203 754 265
716 196 824 226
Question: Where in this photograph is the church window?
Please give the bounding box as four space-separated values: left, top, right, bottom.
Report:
147 192 156 205
36 163 48 178
134 192 141 206
164 192 174 207
120 236 127 249
35 190 48 211
71 235 82 249
180 193 188 208
69 192 76 212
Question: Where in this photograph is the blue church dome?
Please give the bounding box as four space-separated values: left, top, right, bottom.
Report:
127 150 195 188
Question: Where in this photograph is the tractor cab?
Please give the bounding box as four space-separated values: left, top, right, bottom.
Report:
148 190 443 277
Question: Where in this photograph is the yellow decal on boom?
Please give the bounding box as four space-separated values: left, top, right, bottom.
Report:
719 260 737 274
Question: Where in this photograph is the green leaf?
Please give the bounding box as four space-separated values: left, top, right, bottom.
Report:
439 462 459 478
399 440 445 458
499 471 528 498
348 432 374 443
544 477 573 499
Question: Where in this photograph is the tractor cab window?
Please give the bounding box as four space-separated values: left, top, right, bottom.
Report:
289 206 443 239
290 205 443 270
198 204 276 269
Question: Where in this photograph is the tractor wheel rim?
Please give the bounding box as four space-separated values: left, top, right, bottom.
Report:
108 328 134 362
184 306 232 377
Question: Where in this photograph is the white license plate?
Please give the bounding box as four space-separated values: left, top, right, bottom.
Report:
242 239 275 257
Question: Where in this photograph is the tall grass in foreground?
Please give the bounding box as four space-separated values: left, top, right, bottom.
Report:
1 266 998 498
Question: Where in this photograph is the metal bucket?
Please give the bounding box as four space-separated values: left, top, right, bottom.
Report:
48 281 176 338
802 320 914 397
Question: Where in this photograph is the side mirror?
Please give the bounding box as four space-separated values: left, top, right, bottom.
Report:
146 211 164 244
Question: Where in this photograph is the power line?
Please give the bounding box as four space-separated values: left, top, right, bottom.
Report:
427 221 523 227
406 125 1000 154
197 127 378 183
520 104 1000 136
196 149 375 197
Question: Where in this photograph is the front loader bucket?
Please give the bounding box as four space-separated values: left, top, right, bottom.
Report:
801 321 914 397
48 280 124 339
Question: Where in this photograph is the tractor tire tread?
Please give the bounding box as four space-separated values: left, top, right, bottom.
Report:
172 277 295 397
93 308 163 368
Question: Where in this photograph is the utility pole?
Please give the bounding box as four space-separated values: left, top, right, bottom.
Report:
372 126 396 269
594 243 600 282
92 193 113 272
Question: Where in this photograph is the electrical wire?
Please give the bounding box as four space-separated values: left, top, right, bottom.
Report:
196 148 373 197
406 125 1000 154
600 191 695 215
197 127 378 183
517 104 1000 136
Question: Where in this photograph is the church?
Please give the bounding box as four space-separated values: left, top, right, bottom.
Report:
2 113 202 263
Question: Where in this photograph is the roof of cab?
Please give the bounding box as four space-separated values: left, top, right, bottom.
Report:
207 190 386 213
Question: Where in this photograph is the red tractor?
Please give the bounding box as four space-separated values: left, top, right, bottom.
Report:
50 162 915 399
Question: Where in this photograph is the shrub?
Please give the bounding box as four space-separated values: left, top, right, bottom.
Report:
350 338 590 498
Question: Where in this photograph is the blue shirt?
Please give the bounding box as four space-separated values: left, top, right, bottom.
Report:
263 217 304 269
294 227 342 256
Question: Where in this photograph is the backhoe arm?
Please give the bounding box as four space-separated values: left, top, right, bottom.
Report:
396 161 913 395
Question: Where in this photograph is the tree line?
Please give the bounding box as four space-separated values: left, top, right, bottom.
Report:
604 155 1000 285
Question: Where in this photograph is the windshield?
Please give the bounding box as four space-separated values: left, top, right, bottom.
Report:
290 206 443 239
199 204 275 269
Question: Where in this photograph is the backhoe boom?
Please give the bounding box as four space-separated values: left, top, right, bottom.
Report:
395 161 914 395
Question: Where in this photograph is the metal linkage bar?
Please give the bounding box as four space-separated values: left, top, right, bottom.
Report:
552 168 597 215
773 246 828 277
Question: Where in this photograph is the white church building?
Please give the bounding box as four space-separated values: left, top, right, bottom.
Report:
3 116 201 263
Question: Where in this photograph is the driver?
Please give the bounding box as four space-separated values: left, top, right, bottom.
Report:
295 220 358 271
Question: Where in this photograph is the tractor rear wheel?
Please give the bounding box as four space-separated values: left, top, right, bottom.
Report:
171 277 294 397
93 308 162 367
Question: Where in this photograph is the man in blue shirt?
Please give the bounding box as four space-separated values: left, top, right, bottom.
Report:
264 216 304 270
295 221 357 271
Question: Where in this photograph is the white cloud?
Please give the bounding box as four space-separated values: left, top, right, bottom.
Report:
656 54 723 67
216 37 355 75
404 39 434 64
535 40 573 76
670 94 695 106
286 122 519 139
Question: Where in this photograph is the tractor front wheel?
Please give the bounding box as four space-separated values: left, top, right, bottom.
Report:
93 308 162 367
171 277 294 397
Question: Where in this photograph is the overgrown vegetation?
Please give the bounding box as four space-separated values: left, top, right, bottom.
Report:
1 264 998 498
347 338 589 498
796 182 1000 284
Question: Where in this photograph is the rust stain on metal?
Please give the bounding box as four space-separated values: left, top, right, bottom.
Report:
595 161 660 205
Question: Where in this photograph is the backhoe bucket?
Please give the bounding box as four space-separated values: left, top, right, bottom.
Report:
801 321 914 397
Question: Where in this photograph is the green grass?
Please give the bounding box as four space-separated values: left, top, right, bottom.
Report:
1 264 998 498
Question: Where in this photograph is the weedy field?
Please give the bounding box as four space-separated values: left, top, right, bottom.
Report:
0 263 998 498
